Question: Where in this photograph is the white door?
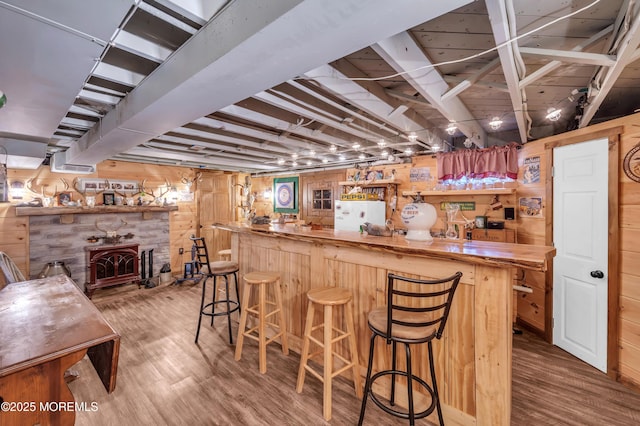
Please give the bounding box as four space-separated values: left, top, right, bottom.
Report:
553 138 609 372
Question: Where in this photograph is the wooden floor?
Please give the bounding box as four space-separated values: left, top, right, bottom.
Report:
68 281 640 425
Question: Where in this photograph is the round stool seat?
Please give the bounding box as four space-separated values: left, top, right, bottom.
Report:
307 286 352 305
202 260 238 275
244 271 280 285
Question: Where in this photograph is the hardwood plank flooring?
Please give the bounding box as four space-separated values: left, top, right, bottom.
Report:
68 282 640 425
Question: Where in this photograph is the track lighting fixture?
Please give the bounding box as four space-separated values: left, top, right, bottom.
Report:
277 158 285 165
358 153 365 160
352 143 361 150
407 133 418 142
329 144 337 153
377 139 387 148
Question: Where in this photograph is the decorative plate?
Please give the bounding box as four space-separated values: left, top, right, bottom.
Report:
623 142 640 183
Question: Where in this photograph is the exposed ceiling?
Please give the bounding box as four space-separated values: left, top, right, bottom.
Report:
1 0 639 175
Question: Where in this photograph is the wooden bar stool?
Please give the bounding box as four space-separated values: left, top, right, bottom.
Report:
296 286 362 421
234 271 289 374
217 248 232 261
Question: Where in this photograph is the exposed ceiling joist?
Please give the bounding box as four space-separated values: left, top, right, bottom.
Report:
581 3 640 126
302 65 440 147
485 0 529 143
519 47 616 67
372 31 486 146
66 0 473 166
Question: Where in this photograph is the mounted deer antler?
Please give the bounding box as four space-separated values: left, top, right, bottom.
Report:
181 171 202 190
138 178 172 201
72 177 108 201
26 178 68 198
95 218 127 236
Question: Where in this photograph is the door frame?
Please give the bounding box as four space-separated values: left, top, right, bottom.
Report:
544 126 621 379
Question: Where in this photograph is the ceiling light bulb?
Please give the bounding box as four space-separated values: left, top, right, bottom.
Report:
388 154 395 161
463 138 474 148
308 150 316 156
352 143 361 150
306 160 312 166
377 139 386 148
358 153 365 160
292 161 298 167
291 153 298 159
329 144 337 153
339 154 346 161
446 123 457 135
432 143 441 152
408 133 418 142
277 158 285 165
381 149 389 157
404 148 413 155
489 117 502 130
546 107 562 122
322 158 328 163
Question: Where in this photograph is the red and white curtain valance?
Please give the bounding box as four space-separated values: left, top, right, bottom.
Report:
436 143 519 181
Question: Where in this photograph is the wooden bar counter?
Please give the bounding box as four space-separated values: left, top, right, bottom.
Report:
215 222 555 426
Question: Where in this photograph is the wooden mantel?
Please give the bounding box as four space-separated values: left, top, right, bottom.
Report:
15 205 178 216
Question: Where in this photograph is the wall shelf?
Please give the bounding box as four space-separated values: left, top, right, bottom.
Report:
15 205 178 217
402 188 515 197
339 179 401 187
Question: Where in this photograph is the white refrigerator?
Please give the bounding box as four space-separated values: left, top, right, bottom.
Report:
334 200 386 232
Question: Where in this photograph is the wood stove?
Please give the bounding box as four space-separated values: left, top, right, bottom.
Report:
85 243 139 298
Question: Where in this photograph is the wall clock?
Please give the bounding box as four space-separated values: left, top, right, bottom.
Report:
623 142 640 183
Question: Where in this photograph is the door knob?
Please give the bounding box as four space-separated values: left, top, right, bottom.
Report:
590 270 605 279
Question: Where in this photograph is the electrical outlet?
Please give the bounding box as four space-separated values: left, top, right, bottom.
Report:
178 248 184 255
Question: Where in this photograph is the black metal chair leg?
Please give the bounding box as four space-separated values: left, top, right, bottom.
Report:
428 341 445 426
195 277 207 343
225 274 233 344
405 343 415 426
210 276 218 326
233 272 241 316
358 333 378 426
390 340 397 406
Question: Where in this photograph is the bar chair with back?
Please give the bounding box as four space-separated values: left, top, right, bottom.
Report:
190 235 241 344
358 271 463 426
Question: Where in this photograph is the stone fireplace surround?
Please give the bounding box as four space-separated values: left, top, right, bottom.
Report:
26 210 170 292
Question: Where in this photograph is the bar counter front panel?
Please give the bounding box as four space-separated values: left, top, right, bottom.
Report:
217 222 555 426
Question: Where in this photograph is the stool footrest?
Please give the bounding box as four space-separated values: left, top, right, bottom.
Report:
368 370 436 421
201 300 240 317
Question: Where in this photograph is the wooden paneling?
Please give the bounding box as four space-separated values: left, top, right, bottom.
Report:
0 161 201 282
231 228 518 425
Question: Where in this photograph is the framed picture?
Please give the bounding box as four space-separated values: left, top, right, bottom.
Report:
58 192 72 205
273 177 298 213
103 193 115 206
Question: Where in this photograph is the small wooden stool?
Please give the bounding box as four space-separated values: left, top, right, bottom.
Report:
234 271 289 374
296 286 362 421
218 248 232 261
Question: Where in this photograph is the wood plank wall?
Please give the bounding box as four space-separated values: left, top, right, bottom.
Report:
519 112 640 390
0 160 201 285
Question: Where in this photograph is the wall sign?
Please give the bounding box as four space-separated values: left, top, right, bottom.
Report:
522 156 540 184
439 201 475 211
623 142 640 183
519 197 542 218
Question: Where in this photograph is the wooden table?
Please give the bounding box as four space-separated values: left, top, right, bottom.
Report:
0 275 120 425
215 222 555 426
